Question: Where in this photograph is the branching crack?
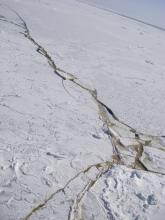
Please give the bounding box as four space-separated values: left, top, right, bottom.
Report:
1 5 165 220
24 160 117 220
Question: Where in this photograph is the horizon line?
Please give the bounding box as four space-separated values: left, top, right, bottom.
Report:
78 0 165 32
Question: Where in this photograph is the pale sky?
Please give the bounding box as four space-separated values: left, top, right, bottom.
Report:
81 0 165 28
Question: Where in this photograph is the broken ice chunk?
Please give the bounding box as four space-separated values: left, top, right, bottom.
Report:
140 146 165 174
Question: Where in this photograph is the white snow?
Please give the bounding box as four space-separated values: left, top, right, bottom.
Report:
0 0 165 219
90 166 165 220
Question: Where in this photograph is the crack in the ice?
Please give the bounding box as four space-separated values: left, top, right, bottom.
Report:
1 6 165 220
24 160 116 220
68 162 114 220
69 173 102 220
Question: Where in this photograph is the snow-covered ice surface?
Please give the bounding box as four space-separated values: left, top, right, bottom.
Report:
0 0 165 219
90 166 165 220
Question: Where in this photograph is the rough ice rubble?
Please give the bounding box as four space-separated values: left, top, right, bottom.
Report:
77 166 165 220
101 166 165 220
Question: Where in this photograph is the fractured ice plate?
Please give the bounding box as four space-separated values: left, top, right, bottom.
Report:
140 146 165 174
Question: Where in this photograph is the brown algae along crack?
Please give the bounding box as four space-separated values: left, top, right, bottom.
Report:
1 5 165 220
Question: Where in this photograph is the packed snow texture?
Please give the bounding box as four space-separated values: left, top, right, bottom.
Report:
0 0 165 220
